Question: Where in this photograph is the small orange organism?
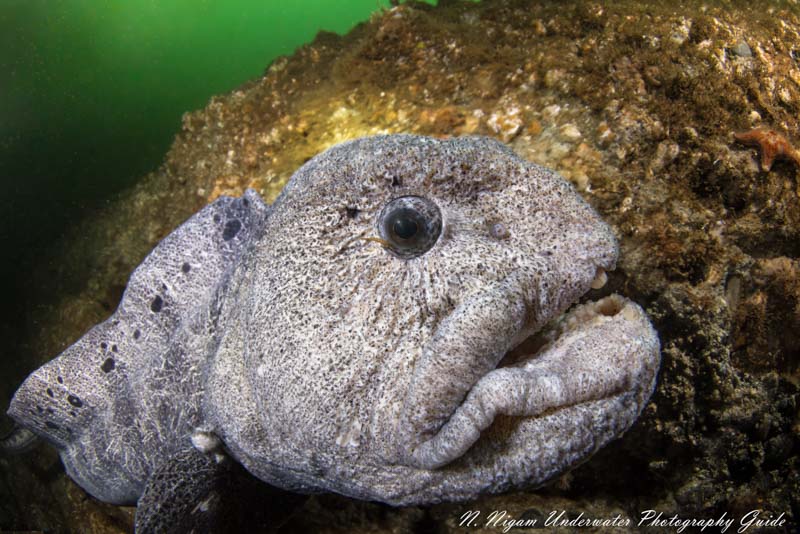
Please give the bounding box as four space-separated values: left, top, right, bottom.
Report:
734 127 800 172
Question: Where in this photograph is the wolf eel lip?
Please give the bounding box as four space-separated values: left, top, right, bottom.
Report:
399 292 658 470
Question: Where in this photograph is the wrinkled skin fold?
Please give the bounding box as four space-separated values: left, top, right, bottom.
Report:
404 295 659 471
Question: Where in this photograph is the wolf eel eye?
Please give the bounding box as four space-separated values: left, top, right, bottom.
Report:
378 196 442 259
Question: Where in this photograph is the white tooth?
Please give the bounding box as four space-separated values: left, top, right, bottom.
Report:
590 268 608 289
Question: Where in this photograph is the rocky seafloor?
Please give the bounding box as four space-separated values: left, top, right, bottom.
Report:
1 0 798 532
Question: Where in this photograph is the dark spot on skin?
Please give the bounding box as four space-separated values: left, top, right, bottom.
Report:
213 214 221 223
182 262 191 273
346 207 360 219
45 422 60 430
391 175 401 187
67 395 83 408
46 408 54 415
111 344 118 353
36 406 43 413
133 329 141 339
46 388 54 398
151 295 164 313
222 219 242 241
70 411 77 417
100 342 107 350
101 358 116 373
57 376 63 384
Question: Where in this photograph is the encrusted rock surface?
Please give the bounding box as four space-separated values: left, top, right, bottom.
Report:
2 0 798 531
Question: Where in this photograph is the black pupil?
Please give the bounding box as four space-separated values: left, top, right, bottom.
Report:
377 196 441 259
393 217 418 239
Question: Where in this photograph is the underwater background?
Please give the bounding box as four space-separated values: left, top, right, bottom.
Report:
1 0 798 532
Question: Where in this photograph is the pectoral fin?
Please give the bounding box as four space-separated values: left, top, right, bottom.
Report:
135 446 238 534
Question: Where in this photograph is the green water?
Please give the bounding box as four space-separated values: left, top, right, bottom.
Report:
1 0 402 234
0 0 417 343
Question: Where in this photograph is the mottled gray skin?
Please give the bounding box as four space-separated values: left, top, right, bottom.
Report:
8 135 659 513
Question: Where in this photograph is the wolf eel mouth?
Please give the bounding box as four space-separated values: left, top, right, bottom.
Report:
397 271 659 471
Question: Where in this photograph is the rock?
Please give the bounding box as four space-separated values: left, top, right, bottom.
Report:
486 103 524 142
729 39 753 57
